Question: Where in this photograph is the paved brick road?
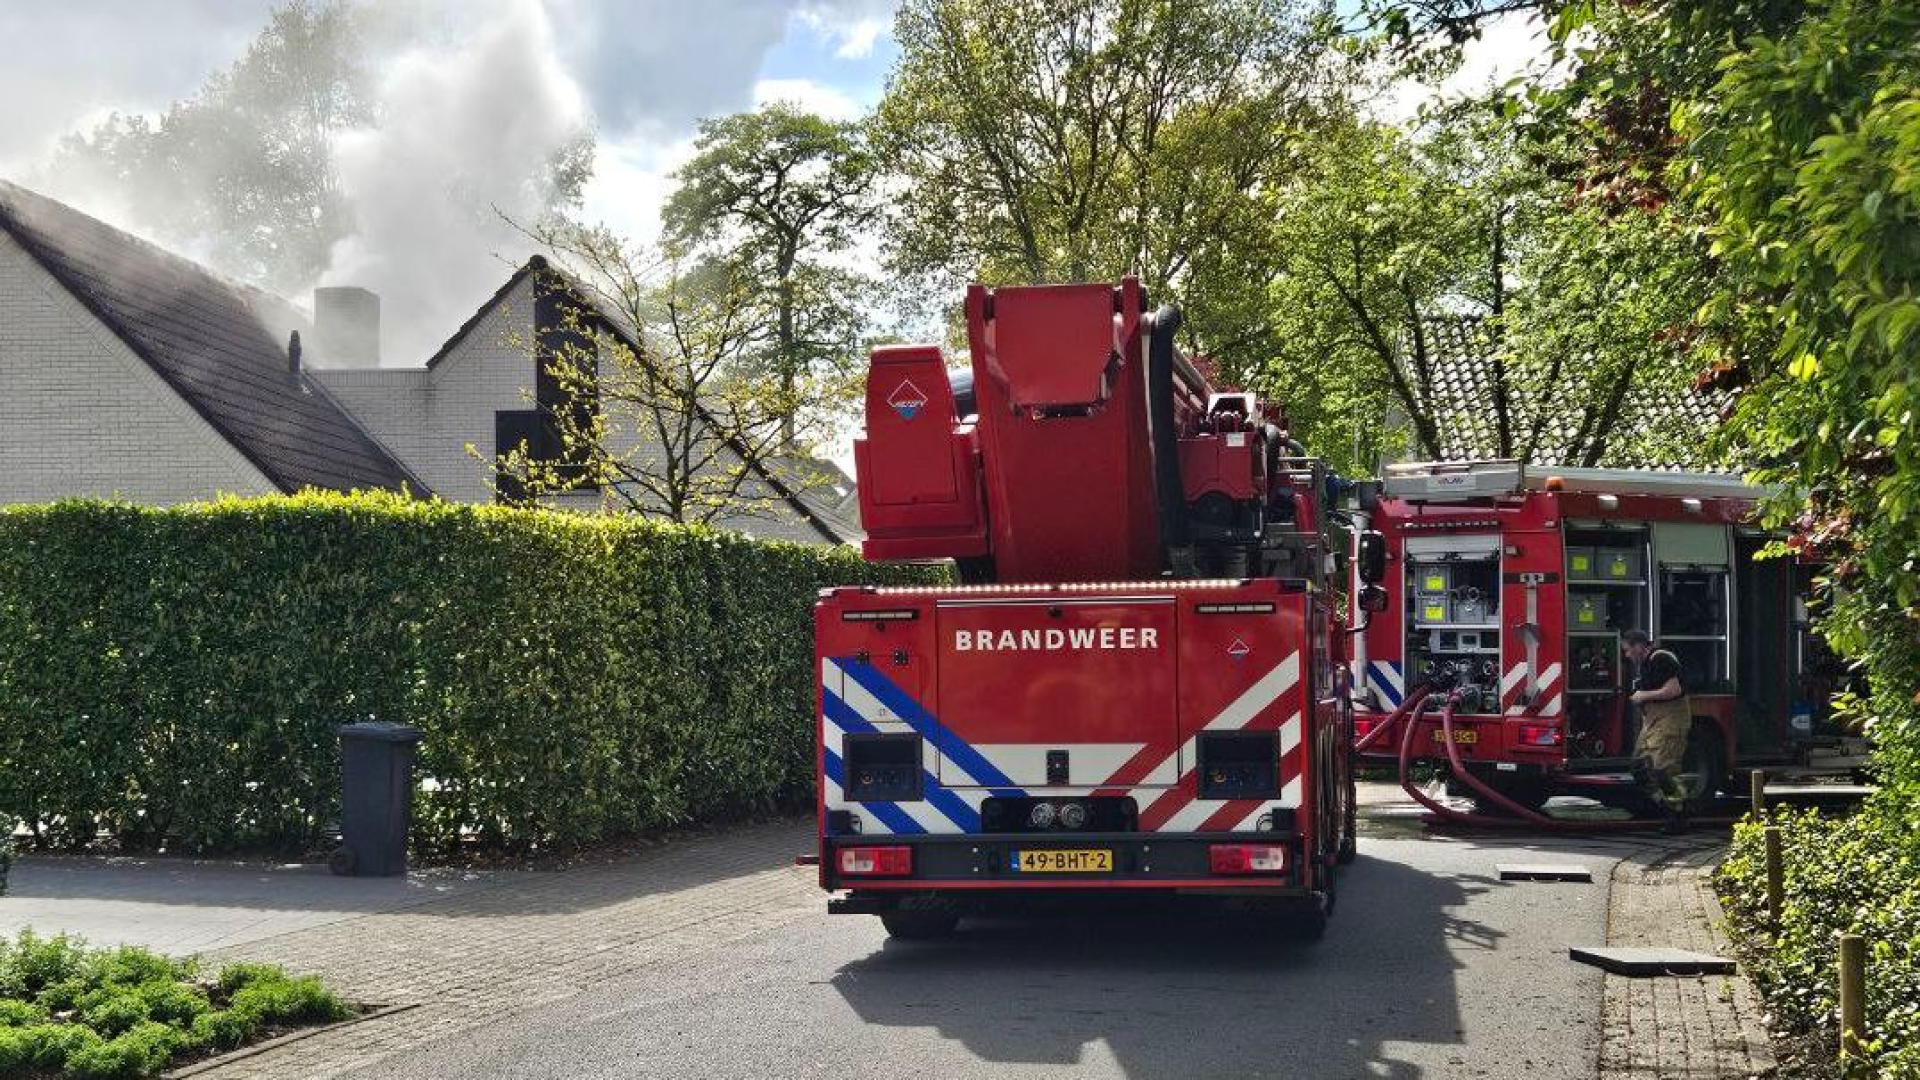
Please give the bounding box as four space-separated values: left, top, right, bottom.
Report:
194 822 819 1079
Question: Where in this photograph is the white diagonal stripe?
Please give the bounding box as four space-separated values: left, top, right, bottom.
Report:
1277 775 1303 809
1502 664 1528 694
1277 712 1303 756
1161 798 1229 833
1206 653 1300 731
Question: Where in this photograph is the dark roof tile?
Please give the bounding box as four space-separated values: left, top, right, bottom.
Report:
0 179 426 496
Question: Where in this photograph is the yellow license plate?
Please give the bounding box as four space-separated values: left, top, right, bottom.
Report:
1012 849 1113 873
1431 728 1479 744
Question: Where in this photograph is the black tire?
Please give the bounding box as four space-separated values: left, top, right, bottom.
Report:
880 911 959 940
1337 775 1359 864
327 846 356 876
1678 725 1727 816
1279 891 1330 941
1468 776 1551 817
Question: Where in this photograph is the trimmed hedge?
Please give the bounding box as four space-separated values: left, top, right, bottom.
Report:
0 494 934 854
1719 804 1920 1076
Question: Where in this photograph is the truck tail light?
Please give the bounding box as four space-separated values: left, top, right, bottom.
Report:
1516 723 1562 747
838 845 913 876
1209 844 1288 874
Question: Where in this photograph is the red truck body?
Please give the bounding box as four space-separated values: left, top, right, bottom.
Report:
821 279 1353 936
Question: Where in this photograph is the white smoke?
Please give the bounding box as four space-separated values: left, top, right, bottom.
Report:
323 0 587 364
3 1 900 366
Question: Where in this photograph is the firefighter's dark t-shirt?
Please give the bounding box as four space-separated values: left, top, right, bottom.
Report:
1635 648 1684 693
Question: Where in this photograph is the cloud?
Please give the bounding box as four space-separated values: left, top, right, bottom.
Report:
796 0 896 60
0 2 275 173
543 0 795 138
753 78 865 121
1372 11 1552 123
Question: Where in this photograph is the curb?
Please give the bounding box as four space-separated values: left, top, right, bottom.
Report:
162 1003 421 1078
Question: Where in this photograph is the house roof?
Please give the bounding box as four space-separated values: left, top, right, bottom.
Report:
0 179 427 496
455 255 855 544
1416 316 1727 469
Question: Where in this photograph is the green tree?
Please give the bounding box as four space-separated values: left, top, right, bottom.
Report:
662 104 875 442
1673 0 1919 785
1256 104 1711 473
875 0 1347 371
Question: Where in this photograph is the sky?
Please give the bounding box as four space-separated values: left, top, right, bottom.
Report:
0 1 1544 367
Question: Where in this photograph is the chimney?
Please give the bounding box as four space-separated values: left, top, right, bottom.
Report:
288 330 303 380
313 286 381 365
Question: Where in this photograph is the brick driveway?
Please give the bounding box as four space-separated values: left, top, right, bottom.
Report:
191 821 819 1078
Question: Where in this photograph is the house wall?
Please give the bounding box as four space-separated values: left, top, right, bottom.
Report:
0 230 276 504
317 276 539 505
318 271 844 544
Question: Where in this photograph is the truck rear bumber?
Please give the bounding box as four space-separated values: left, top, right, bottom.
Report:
815 578 1337 897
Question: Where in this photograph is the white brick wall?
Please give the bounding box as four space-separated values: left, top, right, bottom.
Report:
316 274 841 543
0 230 276 504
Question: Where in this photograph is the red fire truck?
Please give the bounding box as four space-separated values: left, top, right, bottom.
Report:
815 279 1357 939
1348 460 1856 815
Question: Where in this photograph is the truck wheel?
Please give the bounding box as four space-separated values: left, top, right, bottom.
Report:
880 911 959 940
1337 780 1358 864
1469 777 1550 816
1678 726 1727 816
1280 892 1330 942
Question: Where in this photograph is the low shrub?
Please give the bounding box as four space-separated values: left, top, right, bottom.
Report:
0 929 348 1078
1718 801 1920 1076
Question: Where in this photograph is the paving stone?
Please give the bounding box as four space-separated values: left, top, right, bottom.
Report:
1498 863 1594 882
1571 945 1735 976
1597 842 1779 1079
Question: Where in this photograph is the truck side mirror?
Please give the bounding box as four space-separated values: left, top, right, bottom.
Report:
1356 530 1387 585
1359 585 1389 613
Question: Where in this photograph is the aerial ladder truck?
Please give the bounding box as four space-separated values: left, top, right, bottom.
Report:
812 278 1363 939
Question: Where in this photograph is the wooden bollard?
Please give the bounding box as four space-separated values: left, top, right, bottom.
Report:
1839 933 1866 1060
1764 825 1784 932
1750 770 1766 819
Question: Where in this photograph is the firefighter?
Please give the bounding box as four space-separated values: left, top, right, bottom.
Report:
1622 629 1691 829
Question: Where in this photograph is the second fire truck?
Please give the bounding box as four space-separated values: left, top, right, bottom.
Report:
1349 460 1855 815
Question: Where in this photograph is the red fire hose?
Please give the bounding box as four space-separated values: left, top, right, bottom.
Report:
1383 687 1703 832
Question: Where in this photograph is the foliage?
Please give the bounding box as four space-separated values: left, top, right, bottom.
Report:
0 814 12 898
0 930 347 1078
1671 0 1920 794
492 231 855 526
875 0 1351 373
1255 102 1715 473
1720 809 1920 1076
663 104 877 441
0 494 935 854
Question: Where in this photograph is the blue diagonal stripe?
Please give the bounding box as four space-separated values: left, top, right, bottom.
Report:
823 690 879 734
824 689 982 832
1369 661 1404 706
822 748 923 835
837 659 1022 791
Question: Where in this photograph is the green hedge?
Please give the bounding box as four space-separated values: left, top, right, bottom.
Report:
0 494 934 854
1718 804 1920 1076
